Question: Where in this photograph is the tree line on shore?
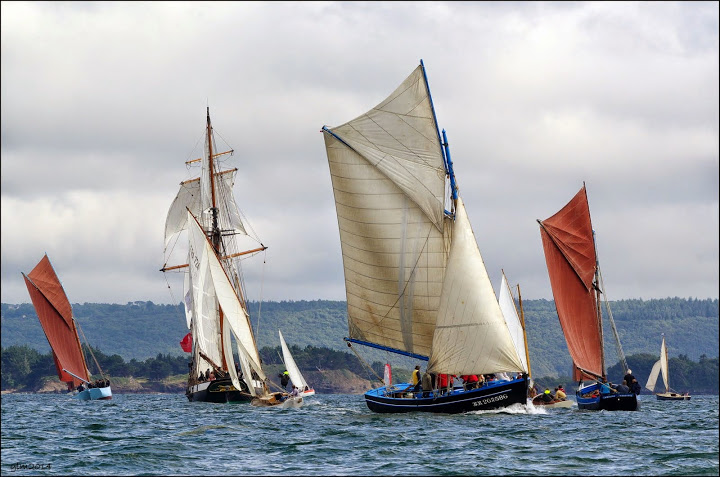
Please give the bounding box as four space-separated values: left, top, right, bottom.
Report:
2 342 717 394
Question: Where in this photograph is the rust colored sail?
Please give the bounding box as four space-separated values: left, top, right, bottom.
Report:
23 255 89 387
539 186 604 379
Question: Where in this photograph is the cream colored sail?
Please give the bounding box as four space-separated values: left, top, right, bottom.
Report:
498 273 529 373
279 330 309 391
427 198 525 375
645 360 662 392
323 65 448 357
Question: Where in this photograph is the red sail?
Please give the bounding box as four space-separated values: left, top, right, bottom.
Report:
539 186 604 379
23 255 89 387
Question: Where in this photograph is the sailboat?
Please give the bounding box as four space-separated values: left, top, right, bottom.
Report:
498 272 573 409
321 61 529 414
538 184 638 411
22 254 112 400
646 335 691 401
279 330 315 397
162 108 288 406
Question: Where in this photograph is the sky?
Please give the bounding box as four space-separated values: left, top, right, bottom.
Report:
1 1 718 307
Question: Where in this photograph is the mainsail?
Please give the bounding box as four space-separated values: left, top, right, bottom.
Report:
538 185 604 380
279 330 309 391
646 335 670 393
22 255 90 388
323 63 524 377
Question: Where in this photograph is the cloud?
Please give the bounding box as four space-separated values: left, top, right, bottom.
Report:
1 2 718 305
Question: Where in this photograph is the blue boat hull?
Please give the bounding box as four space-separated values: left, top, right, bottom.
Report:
364 377 528 414
576 383 639 411
74 386 112 400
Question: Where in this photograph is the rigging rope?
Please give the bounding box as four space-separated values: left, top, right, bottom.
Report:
347 342 384 384
76 322 106 380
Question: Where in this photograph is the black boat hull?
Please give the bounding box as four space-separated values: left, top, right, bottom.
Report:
365 377 528 414
186 378 252 403
576 382 639 411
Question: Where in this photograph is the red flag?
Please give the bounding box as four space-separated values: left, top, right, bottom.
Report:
180 332 192 352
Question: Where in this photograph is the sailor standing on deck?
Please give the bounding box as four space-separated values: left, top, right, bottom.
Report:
411 365 422 392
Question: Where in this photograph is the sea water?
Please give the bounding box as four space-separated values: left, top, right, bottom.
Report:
1 393 717 475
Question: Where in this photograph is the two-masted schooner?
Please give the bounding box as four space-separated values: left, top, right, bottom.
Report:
162 108 290 406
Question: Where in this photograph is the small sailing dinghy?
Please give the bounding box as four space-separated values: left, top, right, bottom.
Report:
279 330 315 398
22 255 112 400
162 108 286 405
321 61 529 414
646 335 691 401
538 184 638 411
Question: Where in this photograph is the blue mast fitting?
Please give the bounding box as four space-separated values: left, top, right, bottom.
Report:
344 337 429 361
442 129 458 201
420 59 449 174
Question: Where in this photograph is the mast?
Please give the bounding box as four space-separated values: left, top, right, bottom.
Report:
592 230 606 379
516 283 532 379
663 335 669 393
206 107 227 372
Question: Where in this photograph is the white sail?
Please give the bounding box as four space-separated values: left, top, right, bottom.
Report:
645 359 662 392
187 219 223 372
187 211 263 371
660 336 669 393
164 171 246 247
182 268 192 329
323 64 448 358
428 198 525 375
279 330 309 391
498 274 529 373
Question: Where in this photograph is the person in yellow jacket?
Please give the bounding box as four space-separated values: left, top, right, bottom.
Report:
555 386 567 400
411 365 422 392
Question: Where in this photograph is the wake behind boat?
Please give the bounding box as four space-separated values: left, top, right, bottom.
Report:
22 255 112 401
321 61 529 414
538 184 638 412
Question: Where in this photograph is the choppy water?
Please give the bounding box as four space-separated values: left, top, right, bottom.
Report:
1 393 717 475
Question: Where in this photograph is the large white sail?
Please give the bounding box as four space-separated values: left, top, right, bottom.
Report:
187 211 263 371
323 65 448 357
187 215 223 372
428 198 525 375
279 330 309 391
498 274 529 373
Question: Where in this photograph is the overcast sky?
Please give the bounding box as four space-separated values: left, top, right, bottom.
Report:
2 1 718 307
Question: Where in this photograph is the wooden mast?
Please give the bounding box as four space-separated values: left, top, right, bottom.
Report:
206 107 228 372
516 283 532 379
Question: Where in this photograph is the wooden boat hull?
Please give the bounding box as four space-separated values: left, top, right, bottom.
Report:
532 398 574 409
576 383 639 411
250 392 301 408
364 377 528 414
657 392 691 401
74 386 112 401
186 378 252 403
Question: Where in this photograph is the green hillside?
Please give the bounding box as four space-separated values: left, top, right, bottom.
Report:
1 298 717 377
